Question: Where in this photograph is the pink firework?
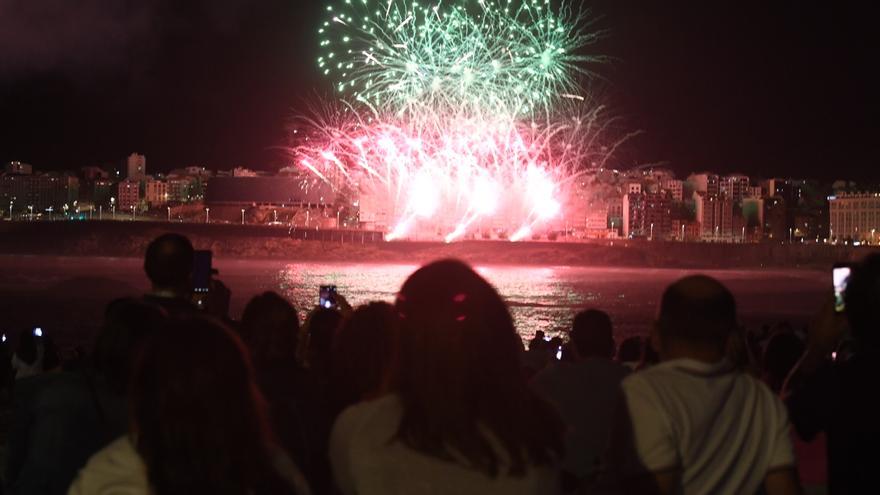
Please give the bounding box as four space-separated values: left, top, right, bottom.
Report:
292 107 616 241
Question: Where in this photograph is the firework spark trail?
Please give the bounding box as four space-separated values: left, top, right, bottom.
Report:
318 0 600 118
298 0 622 241
295 106 604 239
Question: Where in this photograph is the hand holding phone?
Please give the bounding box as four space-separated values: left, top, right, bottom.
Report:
192 250 213 295
833 264 852 313
319 285 338 309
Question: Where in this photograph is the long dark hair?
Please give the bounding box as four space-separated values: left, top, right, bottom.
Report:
239 291 300 365
393 259 563 477
330 301 398 412
131 316 289 495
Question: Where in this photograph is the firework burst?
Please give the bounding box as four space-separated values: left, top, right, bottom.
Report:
296 0 624 241
318 0 600 117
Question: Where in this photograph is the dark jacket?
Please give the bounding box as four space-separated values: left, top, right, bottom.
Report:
5 370 127 495
786 350 880 494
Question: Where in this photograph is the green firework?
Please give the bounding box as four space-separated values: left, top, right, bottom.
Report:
317 0 601 118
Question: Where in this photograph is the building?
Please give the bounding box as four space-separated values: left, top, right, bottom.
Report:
793 212 828 241
672 219 702 241
117 180 140 213
233 167 259 177
662 179 684 202
0 174 79 214
145 179 169 207
359 186 394 231
643 193 672 240
829 193 880 243
763 178 789 200
694 192 734 240
167 177 195 203
180 166 212 179
127 153 146 181
5 161 33 175
584 204 609 230
747 186 763 199
626 182 642 195
721 174 750 202
622 193 645 238
561 180 591 232
608 199 623 234
763 196 788 241
624 192 672 239
688 173 721 197
92 179 115 207
742 197 765 231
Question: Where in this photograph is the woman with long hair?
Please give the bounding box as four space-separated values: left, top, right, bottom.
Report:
69 316 310 495
330 259 563 495
239 291 333 494
329 301 399 414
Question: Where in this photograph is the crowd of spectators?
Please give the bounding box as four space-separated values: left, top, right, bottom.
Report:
1 231 877 494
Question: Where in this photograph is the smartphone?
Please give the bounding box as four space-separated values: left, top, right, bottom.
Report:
319 285 338 309
193 250 213 294
833 264 852 313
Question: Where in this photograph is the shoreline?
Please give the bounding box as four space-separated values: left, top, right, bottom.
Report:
1 220 875 269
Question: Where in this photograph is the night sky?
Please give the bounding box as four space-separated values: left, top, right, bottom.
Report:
0 0 876 181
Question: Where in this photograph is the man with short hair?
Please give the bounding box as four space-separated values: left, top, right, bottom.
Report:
786 254 880 493
607 275 799 494
532 309 629 489
142 233 199 316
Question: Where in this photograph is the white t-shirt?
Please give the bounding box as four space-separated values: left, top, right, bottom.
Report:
616 358 794 495
68 436 148 495
330 395 560 495
69 436 312 495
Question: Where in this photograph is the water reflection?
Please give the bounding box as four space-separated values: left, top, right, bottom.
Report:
269 262 828 343
276 263 648 342
0 255 831 347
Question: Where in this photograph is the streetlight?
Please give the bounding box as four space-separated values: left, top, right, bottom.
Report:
205 208 210 224
167 206 171 222
8 199 13 221
110 197 116 219
131 205 136 220
789 227 793 243
337 209 341 229
649 222 654 240
241 208 245 225
98 205 102 220
681 223 686 242
741 226 746 243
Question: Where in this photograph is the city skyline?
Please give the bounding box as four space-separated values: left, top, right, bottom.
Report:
0 1 877 181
